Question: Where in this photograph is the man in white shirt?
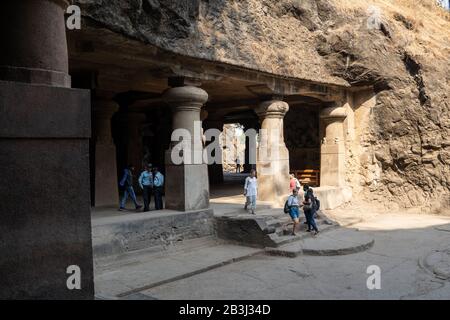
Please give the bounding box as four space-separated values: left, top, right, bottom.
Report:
152 167 165 210
138 164 153 212
244 169 257 215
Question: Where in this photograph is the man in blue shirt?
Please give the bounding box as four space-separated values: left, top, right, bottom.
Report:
152 167 164 210
119 164 142 211
139 164 153 212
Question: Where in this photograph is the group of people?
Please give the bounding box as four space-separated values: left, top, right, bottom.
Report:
118 164 165 212
243 171 320 236
286 179 320 236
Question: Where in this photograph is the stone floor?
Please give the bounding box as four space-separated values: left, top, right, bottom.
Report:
92 175 450 299
96 212 450 300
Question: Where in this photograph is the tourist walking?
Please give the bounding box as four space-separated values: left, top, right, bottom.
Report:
306 187 320 219
119 164 142 211
303 194 319 235
236 158 241 173
244 169 257 215
152 167 164 210
289 173 301 192
287 188 301 235
138 164 153 212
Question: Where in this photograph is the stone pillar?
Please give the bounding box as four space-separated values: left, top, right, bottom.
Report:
127 112 146 172
163 85 209 211
255 100 290 204
0 0 71 87
320 104 347 187
243 128 258 173
94 99 119 207
0 0 94 299
203 116 224 185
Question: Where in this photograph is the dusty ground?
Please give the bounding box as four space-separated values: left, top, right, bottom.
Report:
137 212 450 300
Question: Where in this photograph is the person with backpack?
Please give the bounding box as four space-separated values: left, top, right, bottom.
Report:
303 194 319 235
285 188 301 235
244 169 257 215
306 187 320 218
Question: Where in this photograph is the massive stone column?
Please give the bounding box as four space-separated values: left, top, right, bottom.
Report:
243 124 258 173
203 115 224 185
163 85 209 211
94 99 119 207
126 112 146 172
0 0 94 299
320 104 347 187
255 100 290 204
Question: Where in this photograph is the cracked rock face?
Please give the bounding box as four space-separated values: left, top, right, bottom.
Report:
75 0 450 212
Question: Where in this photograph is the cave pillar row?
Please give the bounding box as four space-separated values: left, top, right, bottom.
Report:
94 98 119 207
255 99 290 205
320 102 348 187
162 84 210 211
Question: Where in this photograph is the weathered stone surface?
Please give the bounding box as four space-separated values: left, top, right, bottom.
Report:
421 248 450 280
92 209 214 259
74 0 450 212
74 0 348 86
0 83 94 299
266 228 374 257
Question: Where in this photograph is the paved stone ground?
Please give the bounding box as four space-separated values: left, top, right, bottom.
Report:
135 213 450 300
93 178 450 299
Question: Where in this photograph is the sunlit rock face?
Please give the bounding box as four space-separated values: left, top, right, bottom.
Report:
76 0 450 212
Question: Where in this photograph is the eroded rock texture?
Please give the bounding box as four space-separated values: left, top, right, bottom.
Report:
75 0 450 212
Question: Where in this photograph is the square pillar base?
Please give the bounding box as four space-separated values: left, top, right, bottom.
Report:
320 144 346 187
0 81 94 299
165 151 210 211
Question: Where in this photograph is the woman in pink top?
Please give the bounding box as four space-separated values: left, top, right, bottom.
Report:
289 173 300 192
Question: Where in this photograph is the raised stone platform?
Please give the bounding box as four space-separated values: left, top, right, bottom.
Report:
311 186 353 210
265 228 374 257
92 208 214 262
215 210 338 248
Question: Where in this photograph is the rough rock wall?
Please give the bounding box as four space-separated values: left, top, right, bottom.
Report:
318 1 450 212
75 0 450 212
74 0 348 85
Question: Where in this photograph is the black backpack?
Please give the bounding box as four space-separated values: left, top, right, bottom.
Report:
314 197 320 211
284 200 290 214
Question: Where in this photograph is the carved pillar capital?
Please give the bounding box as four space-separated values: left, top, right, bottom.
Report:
162 86 208 113
320 106 347 122
255 100 289 119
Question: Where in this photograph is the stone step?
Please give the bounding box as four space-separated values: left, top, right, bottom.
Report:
216 209 340 248
269 222 338 246
264 219 283 228
266 228 375 257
